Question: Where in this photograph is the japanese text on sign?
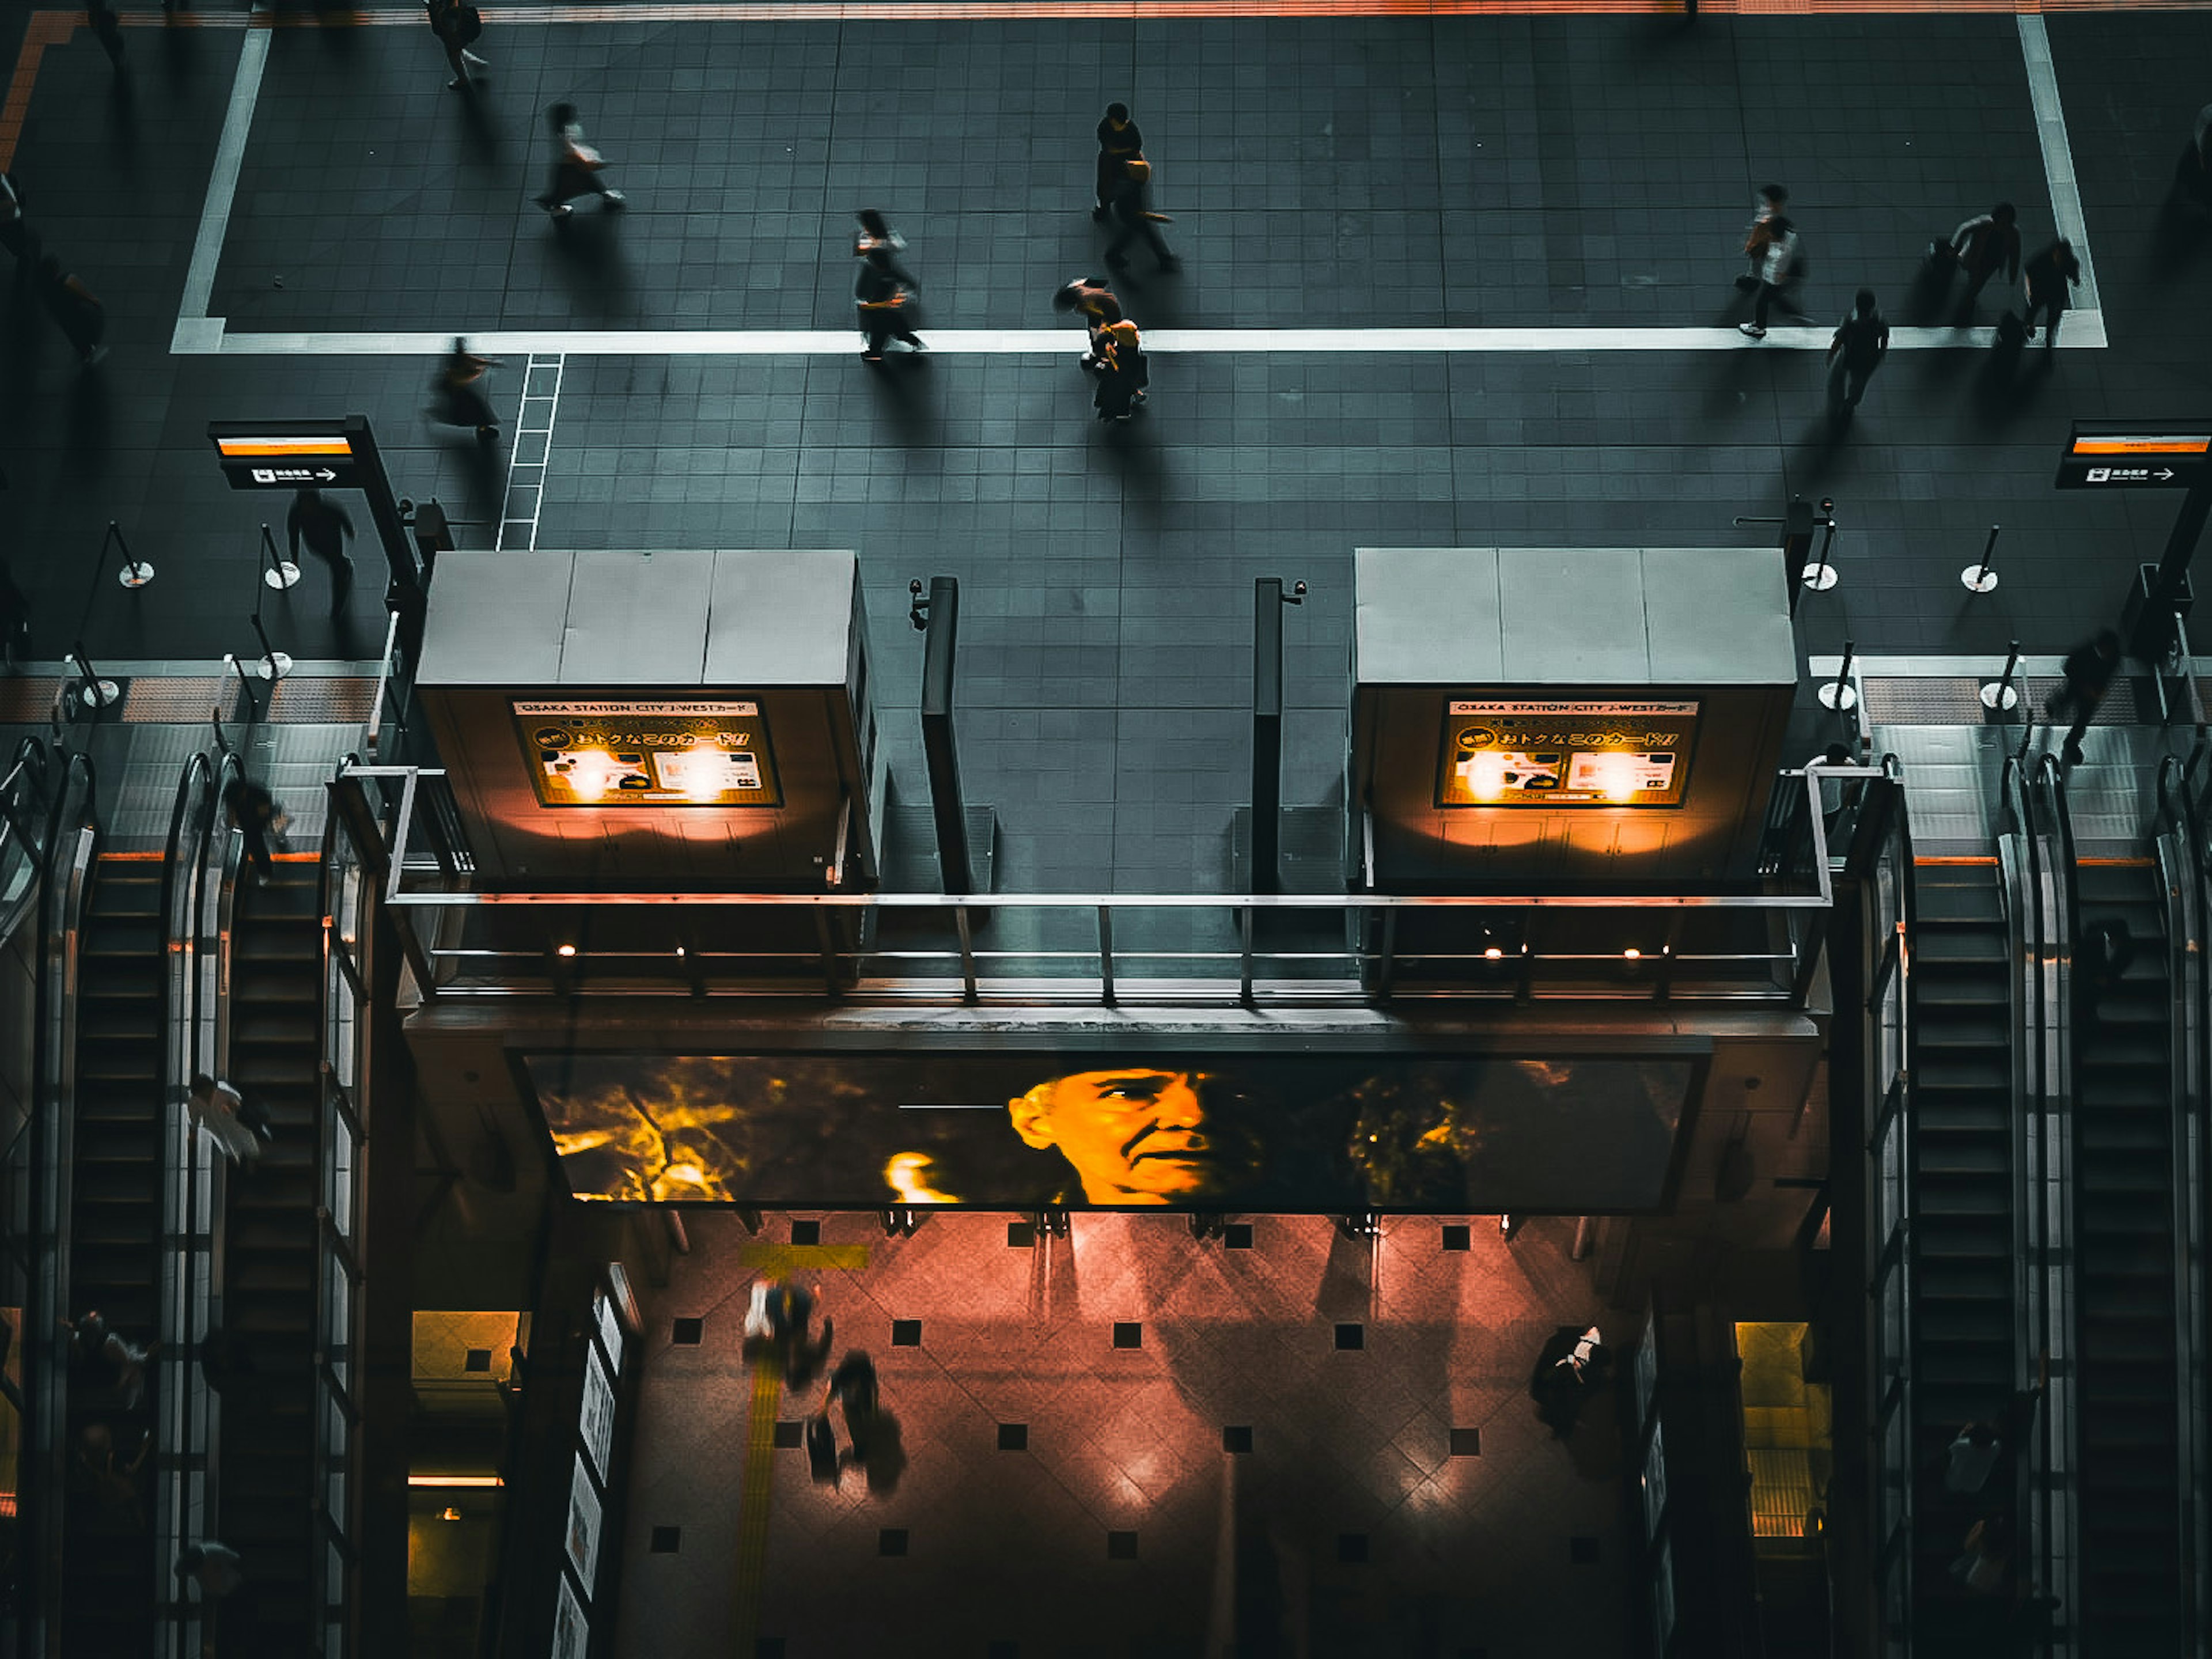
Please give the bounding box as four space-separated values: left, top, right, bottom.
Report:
1438 699 1698 808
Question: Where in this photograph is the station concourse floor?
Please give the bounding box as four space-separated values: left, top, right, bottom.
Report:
3 2 2212 892
615 1209 1630 1659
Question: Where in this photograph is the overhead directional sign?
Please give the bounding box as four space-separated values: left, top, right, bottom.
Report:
2055 426 2212 491
208 421 365 490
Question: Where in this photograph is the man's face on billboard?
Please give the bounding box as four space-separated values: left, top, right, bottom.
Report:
1007 1069 1249 1204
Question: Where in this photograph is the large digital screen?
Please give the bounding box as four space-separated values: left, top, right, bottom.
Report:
1438 699 1698 808
521 1053 1698 1213
514 699 781 808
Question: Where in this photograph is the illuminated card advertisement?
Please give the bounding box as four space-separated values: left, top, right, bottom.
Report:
592 1289 624 1377
1437 699 1698 808
579 1345 616 1483
522 1053 1696 1213
514 699 781 808
564 1457 602 1589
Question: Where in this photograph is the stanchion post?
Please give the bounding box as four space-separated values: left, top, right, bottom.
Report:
66 641 119 710
1962 525 2001 594
1980 639 2022 713
912 577 969 895
1251 577 1306 895
106 520 154 589
261 522 301 592
1818 639 1859 713
247 612 292 682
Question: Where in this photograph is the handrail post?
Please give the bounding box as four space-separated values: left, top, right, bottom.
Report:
1238 905 1256 1005
955 904 978 1003
1097 905 1115 1004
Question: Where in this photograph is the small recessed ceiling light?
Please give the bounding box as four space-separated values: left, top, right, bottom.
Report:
556 944 577 958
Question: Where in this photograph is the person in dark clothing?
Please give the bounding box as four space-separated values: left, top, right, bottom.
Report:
1103 156 1178 275
2078 918 2135 1020
426 0 488 90
0 169 31 274
86 0 125 71
854 245 924 363
2176 104 2212 208
1737 214 1801 338
1052 274 1123 370
535 102 624 220
2047 627 2120 765
1093 104 1143 222
0 553 28 668
804 1412 840 1484
1945 202 2021 317
36 254 107 365
285 488 355 615
852 207 904 261
1090 318 1148 421
430 338 500 442
1826 288 1890 424
2018 238 2080 348
222 774 283 882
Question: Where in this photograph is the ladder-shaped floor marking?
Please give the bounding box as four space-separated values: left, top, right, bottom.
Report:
495 353 565 553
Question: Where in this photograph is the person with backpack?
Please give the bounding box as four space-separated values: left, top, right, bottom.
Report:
1943 201 2021 319
1737 211 1802 339
1736 184 1788 291
1826 287 1891 424
1091 317 1148 422
426 0 488 90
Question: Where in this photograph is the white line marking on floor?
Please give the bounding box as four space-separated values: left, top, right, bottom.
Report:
183 320 2109 357
173 20 266 352
497 353 566 552
2018 13 2101 315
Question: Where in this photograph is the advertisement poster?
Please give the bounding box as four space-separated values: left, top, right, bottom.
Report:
1438 699 1698 808
552 1570 589 1659
1641 1418 1669 1539
514 699 781 808
564 1457 603 1590
579 1346 616 1483
523 1052 1696 1213
593 1289 624 1377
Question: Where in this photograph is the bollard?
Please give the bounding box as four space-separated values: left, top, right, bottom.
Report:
247 612 293 681
1818 639 1858 712
105 520 153 589
1961 525 2001 594
66 641 119 710
260 522 301 592
1801 498 1840 595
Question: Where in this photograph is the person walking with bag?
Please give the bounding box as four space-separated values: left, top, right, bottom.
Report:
1736 185 1787 291
854 242 925 363
2018 238 2080 349
536 103 626 221
1826 288 1890 425
1737 212 1802 339
427 0 488 90
1103 154 1179 275
1943 202 2020 319
1091 318 1148 422
1093 104 1143 222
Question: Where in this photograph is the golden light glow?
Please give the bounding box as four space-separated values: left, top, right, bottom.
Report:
438 1506 464 1522
556 944 577 958
1623 948 1641 960
1483 946 1503 960
1465 751 1509 802
884 1152 960 1205
410 1475 505 1488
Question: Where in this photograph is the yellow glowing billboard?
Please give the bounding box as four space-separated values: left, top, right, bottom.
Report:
514 699 781 809
1438 699 1698 808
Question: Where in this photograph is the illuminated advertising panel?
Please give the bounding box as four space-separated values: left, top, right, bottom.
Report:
552 1571 588 1659
1438 699 1698 808
563 1457 602 1588
521 1053 1697 1213
514 699 781 808
579 1346 616 1483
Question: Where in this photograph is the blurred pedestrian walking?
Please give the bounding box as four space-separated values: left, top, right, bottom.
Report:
852 207 906 260
2047 627 2120 766
86 0 125 73
37 254 107 365
222 772 285 883
1826 288 1889 425
1736 184 1788 290
536 103 625 221
1093 103 1143 222
60 1310 155 1410
175 1540 246 1600
426 0 488 90
1 169 31 274
1053 273 1123 369
1942 202 2021 318
2018 238 2080 348
1103 153 1178 275
286 487 355 614
2176 104 2212 209
1091 317 1147 422
1943 1421 2002 1495
854 244 925 363
1737 212 1802 339
188 1074 266 1170
429 338 501 443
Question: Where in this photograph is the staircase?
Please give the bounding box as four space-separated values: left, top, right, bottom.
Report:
2071 857 2183 1657
1906 859 2018 1643
217 861 325 1653
60 855 168 1652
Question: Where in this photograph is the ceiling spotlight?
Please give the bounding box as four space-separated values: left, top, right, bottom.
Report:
556 944 577 958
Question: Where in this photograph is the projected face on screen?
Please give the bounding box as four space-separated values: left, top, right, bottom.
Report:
1006 1069 1260 1205
522 1054 1696 1213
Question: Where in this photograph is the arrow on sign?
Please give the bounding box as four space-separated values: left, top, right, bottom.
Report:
2158 468 2177 481
316 467 338 482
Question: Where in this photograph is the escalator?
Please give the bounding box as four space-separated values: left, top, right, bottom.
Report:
58 850 168 1650
2069 850 2183 1655
1906 857 2019 1644
215 855 325 1649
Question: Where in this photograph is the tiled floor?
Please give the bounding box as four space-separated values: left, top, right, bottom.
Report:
5 7 2211 897
616 1210 1630 1659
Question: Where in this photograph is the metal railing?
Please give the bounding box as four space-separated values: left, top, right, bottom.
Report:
333 762 1873 1007
1863 755 1915 1658
0 736 49 948
2152 747 2210 1655
153 752 225 1659
2016 753 2077 1659
310 756 373 1659
25 751 97 1658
